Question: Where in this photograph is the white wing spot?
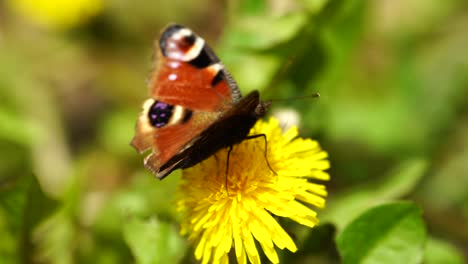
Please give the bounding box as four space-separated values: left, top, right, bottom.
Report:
168 105 185 125
168 73 177 81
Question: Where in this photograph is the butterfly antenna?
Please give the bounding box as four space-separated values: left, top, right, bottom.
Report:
268 92 320 103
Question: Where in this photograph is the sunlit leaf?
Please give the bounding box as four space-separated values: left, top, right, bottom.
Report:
424 237 464 264
0 108 40 145
123 217 186 264
299 0 330 13
337 202 426 264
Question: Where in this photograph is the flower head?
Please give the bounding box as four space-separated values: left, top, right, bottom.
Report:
177 117 330 264
7 0 102 30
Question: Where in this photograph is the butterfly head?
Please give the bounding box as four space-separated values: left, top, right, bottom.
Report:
255 100 271 118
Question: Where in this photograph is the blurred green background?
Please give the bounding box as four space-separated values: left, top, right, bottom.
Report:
1 0 467 263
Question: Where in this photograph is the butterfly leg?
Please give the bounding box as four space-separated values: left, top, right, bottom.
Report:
244 134 277 175
225 145 233 194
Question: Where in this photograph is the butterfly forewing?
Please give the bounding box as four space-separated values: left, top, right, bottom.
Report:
151 60 234 111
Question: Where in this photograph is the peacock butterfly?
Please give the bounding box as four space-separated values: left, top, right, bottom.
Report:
131 24 271 179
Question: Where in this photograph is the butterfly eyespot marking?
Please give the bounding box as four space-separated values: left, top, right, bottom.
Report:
168 105 192 125
160 25 204 62
147 100 194 129
148 101 174 128
182 109 193 124
168 105 185 125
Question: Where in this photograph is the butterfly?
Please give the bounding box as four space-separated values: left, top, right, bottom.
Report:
131 24 271 179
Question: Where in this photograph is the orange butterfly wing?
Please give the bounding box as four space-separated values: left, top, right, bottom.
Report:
131 24 242 178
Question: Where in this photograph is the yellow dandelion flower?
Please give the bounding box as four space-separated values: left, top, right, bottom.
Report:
177 117 330 264
7 0 103 30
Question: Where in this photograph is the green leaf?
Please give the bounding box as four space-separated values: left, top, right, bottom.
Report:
298 0 330 13
424 237 464 264
222 12 308 50
94 171 180 235
32 210 75 264
337 202 426 264
0 174 59 263
98 109 138 156
321 158 427 230
222 52 280 92
0 107 40 145
236 0 268 15
123 217 186 264
417 134 468 209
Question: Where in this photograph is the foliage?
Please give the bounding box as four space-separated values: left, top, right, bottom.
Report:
1 0 467 263
337 202 426 264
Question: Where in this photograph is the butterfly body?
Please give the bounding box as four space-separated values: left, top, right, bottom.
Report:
132 24 270 179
